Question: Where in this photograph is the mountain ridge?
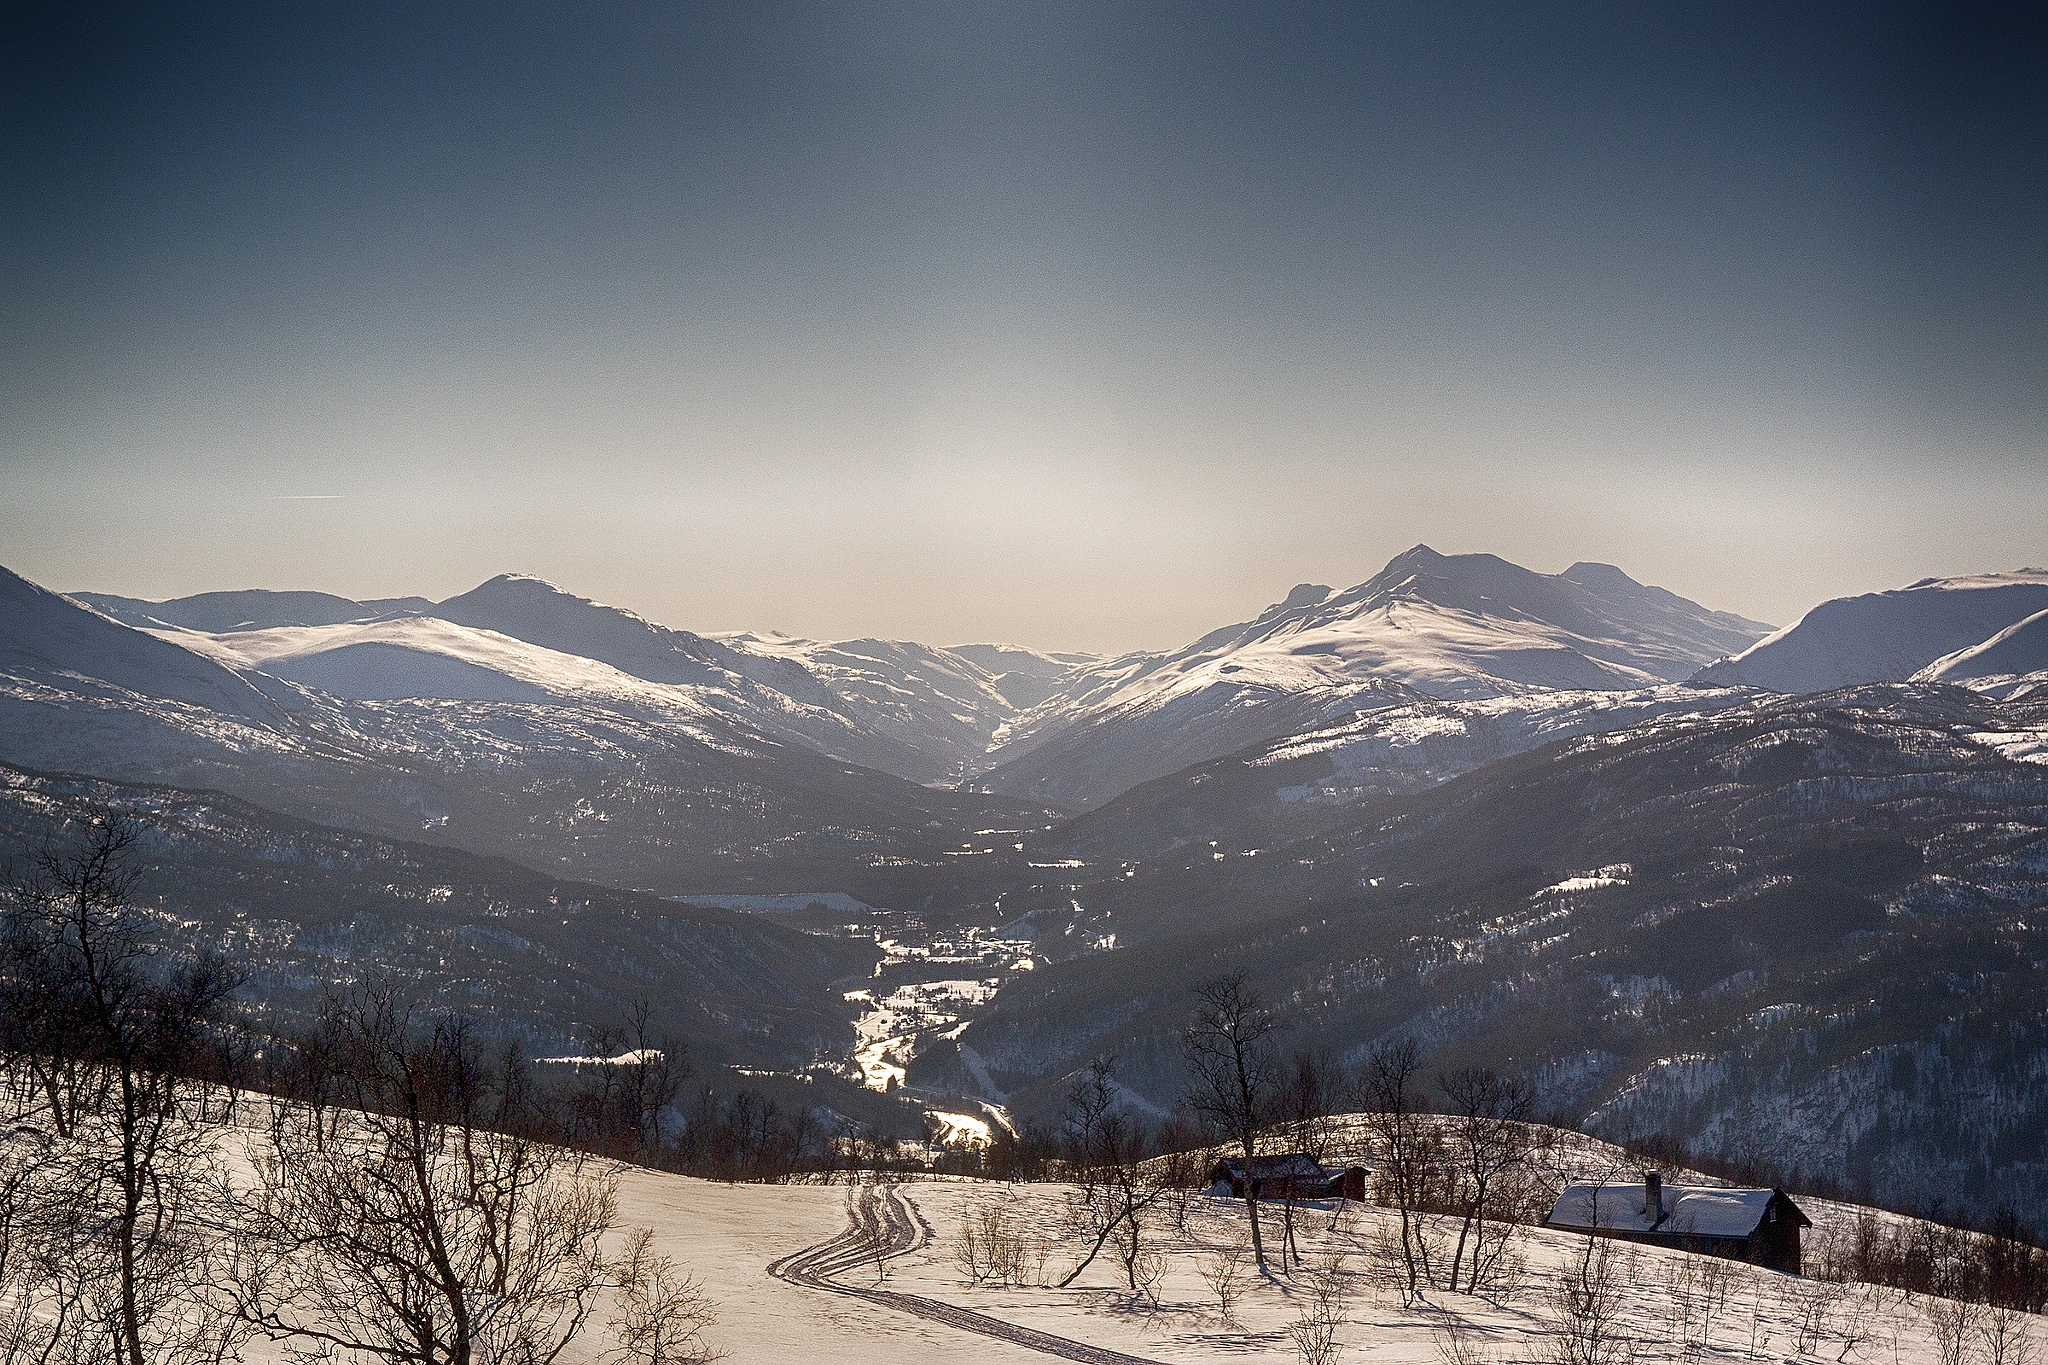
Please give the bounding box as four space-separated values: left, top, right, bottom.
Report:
963 544 1776 808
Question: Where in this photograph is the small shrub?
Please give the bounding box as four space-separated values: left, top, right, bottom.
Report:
1928 1296 1987 1365
954 1196 1035 1287
1546 1239 1634 1365
1200 1230 1252 1325
1290 1251 1351 1365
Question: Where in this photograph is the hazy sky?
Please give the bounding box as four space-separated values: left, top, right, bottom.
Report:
4 3 2044 651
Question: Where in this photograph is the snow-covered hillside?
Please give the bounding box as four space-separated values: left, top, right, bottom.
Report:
970 546 1773 809
101 574 953 782
1914 608 2048 698
411 1167 2001 1365
717 632 1096 782
0 566 287 724
158 615 693 707
1694 570 2048 694
73 586 434 632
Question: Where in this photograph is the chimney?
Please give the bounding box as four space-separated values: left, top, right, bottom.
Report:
1644 1171 1663 1223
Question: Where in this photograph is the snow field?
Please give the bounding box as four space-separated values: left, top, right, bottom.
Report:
815 1178 1991 1365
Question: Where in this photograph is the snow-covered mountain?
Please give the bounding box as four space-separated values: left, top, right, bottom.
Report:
62 551 1768 809
98 574 951 782
0 565 1052 894
715 633 1096 782
423 574 962 779
0 566 286 724
940 642 1098 710
74 587 433 632
968 545 1774 808
1912 607 2048 698
1692 569 2048 694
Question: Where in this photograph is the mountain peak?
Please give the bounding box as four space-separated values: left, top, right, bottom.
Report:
1385 543 1446 569
1278 583 1333 611
1696 568 2048 693
458 573 575 601
1560 561 1643 591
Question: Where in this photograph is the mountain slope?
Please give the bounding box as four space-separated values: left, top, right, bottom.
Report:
74 587 434 631
1914 608 2048 696
951 683 2048 1221
970 546 1772 809
716 633 1027 783
0 762 875 1065
1693 570 2048 693
430 575 942 780
941 642 1098 710
1051 684 1763 862
1 565 287 724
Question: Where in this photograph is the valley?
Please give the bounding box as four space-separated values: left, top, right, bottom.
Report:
5 547 2047 1224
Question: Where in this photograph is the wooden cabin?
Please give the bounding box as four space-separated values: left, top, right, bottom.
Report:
1544 1171 1811 1274
1208 1153 1370 1202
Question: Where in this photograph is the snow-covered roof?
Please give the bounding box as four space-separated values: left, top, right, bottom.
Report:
1546 1183 1808 1238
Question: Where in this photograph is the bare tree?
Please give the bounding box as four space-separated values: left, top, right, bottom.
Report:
1055 1058 1170 1290
232 986 640 1365
1927 1295 1988 1365
1546 1235 1632 1365
1359 1038 1432 1302
1199 1224 1252 1325
1278 1048 1344 1269
1979 1305 2039 1365
1182 972 1279 1273
606 1229 724 1365
568 1002 688 1161
1438 1067 1534 1295
0 814 246 1365
1787 1276 1849 1357
0 1126 104 1364
956 1193 1038 1287
1289 1249 1352 1365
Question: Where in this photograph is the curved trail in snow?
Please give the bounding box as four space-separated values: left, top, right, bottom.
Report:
767 1181 1165 1365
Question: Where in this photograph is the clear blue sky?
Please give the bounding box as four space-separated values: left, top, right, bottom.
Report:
4 2 2043 650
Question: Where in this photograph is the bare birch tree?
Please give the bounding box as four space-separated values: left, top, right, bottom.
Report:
0 814 246 1365
232 987 642 1365
1182 972 1279 1273
1360 1038 1431 1302
1056 1058 1170 1290
1439 1066 1534 1295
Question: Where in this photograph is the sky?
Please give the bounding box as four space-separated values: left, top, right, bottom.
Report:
4 2 2045 652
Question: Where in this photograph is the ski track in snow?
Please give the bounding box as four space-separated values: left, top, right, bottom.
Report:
770 1182 1166 1365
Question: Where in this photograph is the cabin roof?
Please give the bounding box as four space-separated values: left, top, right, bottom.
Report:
1213 1153 1341 1180
1545 1183 1810 1239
